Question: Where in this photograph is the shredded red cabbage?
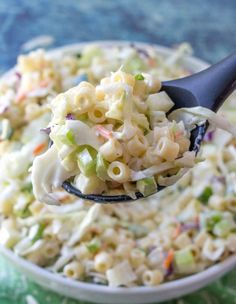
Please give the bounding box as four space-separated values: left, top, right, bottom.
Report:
15 71 22 80
66 113 75 120
203 130 215 142
165 261 174 277
130 43 150 58
211 175 226 184
181 222 199 231
40 127 51 134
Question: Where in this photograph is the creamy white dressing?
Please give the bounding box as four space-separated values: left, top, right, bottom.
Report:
32 145 73 205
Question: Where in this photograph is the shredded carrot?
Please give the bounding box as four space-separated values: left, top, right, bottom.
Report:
33 143 47 156
39 80 49 88
15 91 26 103
195 216 200 227
174 131 183 140
172 222 182 239
15 80 50 104
148 58 156 67
163 249 174 270
95 125 112 139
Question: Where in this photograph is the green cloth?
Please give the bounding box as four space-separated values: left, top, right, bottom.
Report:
0 254 236 304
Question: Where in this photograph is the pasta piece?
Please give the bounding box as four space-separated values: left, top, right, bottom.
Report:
133 80 146 98
107 161 131 183
127 135 148 157
63 261 84 279
194 231 210 248
43 241 60 259
226 234 236 252
130 248 146 267
73 83 95 113
88 105 107 123
95 86 105 101
149 111 167 128
142 270 164 286
102 228 118 245
156 137 180 161
99 138 123 162
202 238 225 261
147 248 164 267
112 71 135 87
143 73 161 93
94 252 113 272
115 243 133 259
29 201 44 216
175 135 190 154
174 233 192 250
75 244 91 260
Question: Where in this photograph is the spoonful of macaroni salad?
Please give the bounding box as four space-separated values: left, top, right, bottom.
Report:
32 52 236 204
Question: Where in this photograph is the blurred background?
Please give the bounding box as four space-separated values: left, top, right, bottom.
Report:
1 0 236 74
1 0 236 303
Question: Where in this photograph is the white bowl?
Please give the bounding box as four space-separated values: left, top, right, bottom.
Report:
1 41 236 304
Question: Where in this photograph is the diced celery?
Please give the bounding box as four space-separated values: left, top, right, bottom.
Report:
0 119 13 140
123 54 146 73
65 129 75 144
137 177 157 197
61 154 77 172
213 219 235 237
21 183 33 193
174 248 196 274
78 46 102 67
197 186 213 204
135 74 145 81
74 174 106 194
76 144 97 155
54 126 75 146
126 223 148 238
29 223 46 243
77 148 97 176
16 204 32 218
204 212 222 232
14 192 32 218
0 226 19 248
86 239 101 253
96 153 109 181
77 113 88 122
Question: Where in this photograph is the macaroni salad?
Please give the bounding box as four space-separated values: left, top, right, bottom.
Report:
0 43 236 287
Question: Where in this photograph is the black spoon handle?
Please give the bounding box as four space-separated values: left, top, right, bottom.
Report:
163 51 236 111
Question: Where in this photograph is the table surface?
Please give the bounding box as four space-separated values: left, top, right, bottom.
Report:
1 0 236 303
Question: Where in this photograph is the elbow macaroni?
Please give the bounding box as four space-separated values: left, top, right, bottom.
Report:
107 161 131 183
156 137 180 161
94 252 113 273
63 261 84 280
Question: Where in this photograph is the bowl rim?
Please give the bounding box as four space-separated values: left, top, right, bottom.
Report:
1 40 235 296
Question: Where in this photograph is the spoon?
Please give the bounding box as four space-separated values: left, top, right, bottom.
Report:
62 51 236 203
